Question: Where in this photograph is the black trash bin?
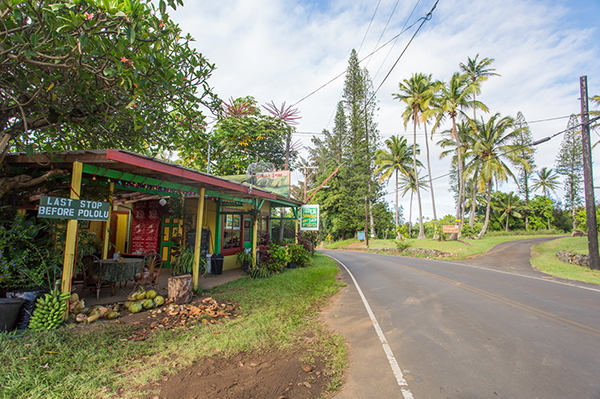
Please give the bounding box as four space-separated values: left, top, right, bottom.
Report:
211 253 224 275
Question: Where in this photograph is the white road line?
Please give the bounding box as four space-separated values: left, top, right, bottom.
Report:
325 253 414 399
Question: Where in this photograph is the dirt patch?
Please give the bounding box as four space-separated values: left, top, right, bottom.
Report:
76 295 338 398
143 350 331 399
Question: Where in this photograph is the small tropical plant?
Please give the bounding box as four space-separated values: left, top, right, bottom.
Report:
268 244 290 273
0 214 61 289
461 224 477 239
395 240 411 252
172 247 196 276
287 244 311 267
236 249 253 273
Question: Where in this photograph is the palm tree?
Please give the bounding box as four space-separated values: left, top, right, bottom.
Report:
492 192 526 231
465 114 532 238
439 121 480 227
398 168 428 238
373 136 419 235
432 73 487 239
459 55 499 122
393 73 435 239
531 167 560 198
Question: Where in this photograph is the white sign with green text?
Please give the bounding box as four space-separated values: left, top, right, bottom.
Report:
38 196 110 221
300 205 319 231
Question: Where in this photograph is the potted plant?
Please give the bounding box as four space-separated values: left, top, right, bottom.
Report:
287 244 310 268
236 249 253 275
171 247 196 276
0 213 61 330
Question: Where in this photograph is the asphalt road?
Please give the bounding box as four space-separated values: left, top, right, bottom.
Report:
322 249 600 399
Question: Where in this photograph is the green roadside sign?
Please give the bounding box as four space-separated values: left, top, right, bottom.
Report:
37 196 110 221
300 205 319 231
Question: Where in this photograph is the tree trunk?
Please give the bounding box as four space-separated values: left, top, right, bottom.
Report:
416 187 426 240
423 123 437 220
505 215 509 232
167 274 192 304
279 208 285 241
477 181 492 239
450 116 464 241
469 174 478 228
413 115 426 240
408 191 413 238
395 170 401 239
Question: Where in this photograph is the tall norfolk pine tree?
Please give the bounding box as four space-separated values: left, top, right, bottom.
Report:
511 112 536 230
341 49 381 237
555 114 584 230
309 50 385 239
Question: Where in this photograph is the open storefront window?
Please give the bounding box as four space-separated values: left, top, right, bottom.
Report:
222 214 241 253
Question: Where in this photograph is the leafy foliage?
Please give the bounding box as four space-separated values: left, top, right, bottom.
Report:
178 97 297 176
555 115 583 229
1 0 218 157
574 207 600 232
287 244 311 267
0 213 61 289
529 195 555 230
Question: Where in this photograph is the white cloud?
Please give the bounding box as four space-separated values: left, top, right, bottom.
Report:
170 0 600 219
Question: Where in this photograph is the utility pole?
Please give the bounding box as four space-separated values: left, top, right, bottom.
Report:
206 139 212 174
365 196 369 247
301 166 318 201
580 76 599 270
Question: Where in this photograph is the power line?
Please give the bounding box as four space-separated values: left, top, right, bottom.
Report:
369 0 439 101
292 114 575 137
291 1 437 108
358 0 382 56
372 0 422 82
427 118 599 184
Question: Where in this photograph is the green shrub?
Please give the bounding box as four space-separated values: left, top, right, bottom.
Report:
0 214 61 289
395 240 411 252
268 244 290 273
287 244 312 267
461 225 477 239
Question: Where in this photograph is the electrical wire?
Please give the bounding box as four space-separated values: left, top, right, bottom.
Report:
358 0 382 56
369 0 439 102
291 1 438 108
372 0 422 82
364 0 401 69
426 117 600 184
291 114 576 137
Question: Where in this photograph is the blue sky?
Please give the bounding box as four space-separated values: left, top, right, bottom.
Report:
169 0 600 219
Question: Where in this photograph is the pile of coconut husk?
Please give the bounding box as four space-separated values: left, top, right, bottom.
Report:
125 297 241 341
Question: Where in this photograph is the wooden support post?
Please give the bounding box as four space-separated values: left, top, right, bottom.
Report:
102 182 114 260
60 161 82 295
580 76 599 270
193 188 205 290
252 200 259 267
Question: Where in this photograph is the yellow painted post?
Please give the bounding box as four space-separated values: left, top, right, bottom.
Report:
192 189 205 290
102 182 114 260
252 213 258 267
60 161 82 295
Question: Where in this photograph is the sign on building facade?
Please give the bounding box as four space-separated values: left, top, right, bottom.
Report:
37 196 110 221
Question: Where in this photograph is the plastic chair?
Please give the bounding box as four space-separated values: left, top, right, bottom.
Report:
81 254 115 300
135 253 163 289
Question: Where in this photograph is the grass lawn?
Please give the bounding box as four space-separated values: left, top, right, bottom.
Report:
0 253 346 399
323 235 563 259
531 237 600 284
